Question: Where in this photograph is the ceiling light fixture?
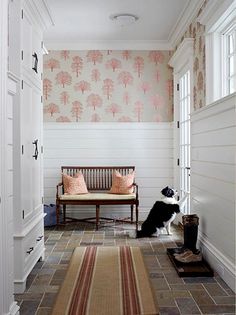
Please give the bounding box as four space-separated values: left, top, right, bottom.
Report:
110 13 139 27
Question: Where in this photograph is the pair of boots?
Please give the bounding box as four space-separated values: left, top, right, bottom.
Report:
175 214 202 263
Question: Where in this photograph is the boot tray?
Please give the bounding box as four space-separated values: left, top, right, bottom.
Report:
167 248 214 277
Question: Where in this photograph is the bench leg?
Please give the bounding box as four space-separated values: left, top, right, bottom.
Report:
130 205 134 222
63 205 66 223
135 204 139 231
96 205 100 230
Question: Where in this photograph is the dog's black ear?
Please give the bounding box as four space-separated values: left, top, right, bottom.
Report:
161 186 174 197
161 186 169 196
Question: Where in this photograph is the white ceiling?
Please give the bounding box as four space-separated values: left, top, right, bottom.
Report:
43 0 202 50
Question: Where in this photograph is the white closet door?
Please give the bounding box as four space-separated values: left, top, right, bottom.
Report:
21 8 33 73
21 81 42 220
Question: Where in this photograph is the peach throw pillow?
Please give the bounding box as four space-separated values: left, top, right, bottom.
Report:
62 173 88 195
109 170 135 194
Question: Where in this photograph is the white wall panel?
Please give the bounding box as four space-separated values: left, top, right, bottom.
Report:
191 93 236 292
43 123 174 218
191 161 235 183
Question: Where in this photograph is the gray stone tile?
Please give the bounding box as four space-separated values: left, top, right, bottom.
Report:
149 272 165 279
28 285 59 294
39 293 57 307
165 274 184 285
19 300 41 315
152 278 169 290
190 289 215 305
170 283 204 291
199 304 236 314
155 290 176 306
213 296 236 304
203 283 228 297
183 277 216 284
175 297 201 314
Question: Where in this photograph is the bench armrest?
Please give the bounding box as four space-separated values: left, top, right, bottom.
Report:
56 182 63 198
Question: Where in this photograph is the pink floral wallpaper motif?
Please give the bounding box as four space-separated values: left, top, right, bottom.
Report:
43 50 173 122
174 0 208 110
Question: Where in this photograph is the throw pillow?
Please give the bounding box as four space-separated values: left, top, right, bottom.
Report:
109 170 135 194
62 172 88 195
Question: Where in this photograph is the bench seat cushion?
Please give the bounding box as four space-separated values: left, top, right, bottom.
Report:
59 193 136 201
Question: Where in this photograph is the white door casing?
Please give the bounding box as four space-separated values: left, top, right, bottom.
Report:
169 38 194 221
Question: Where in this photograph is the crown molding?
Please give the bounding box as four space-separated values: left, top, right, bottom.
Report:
168 0 205 49
197 0 236 32
44 39 172 51
24 0 54 30
168 38 194 72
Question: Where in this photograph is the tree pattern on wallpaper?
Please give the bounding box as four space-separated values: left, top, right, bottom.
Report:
173 0 209 110
43 50 173 122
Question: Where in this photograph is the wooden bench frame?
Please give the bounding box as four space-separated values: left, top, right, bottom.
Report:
56 166 139 230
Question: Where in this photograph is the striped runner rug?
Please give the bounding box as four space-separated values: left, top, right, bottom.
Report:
51 246 159 315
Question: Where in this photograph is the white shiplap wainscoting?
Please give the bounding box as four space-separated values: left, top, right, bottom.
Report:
191 93 236 292
43 123 173 220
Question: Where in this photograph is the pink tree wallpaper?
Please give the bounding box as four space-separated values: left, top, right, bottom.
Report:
174 0 208 110
43 50 173 122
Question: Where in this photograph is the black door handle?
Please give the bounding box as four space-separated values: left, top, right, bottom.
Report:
32 52 38 73
32 139 39 160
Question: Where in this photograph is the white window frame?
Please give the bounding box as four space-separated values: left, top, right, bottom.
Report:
222 23 236 95
198 0 236 104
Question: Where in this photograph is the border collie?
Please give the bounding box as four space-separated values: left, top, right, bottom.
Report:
136 186 188 238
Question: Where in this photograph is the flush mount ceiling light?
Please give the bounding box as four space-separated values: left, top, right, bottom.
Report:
110 13 139 27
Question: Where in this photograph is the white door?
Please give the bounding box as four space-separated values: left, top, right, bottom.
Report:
169 38 194 223
20 7 43 222
21 82 42 221
178 70 191 214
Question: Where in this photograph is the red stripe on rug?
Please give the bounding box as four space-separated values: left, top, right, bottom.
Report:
120 246 141 315
68 246 97 315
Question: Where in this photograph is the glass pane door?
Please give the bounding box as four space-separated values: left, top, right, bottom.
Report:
179 70 191 214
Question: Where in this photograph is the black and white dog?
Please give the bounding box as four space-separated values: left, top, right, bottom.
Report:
136 186 188 238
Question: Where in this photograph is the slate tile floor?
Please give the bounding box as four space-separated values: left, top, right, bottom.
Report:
15 222 236 315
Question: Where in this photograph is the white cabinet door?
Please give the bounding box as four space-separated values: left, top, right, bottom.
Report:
22 6 42 80
21 9 32 73
21 81 42 221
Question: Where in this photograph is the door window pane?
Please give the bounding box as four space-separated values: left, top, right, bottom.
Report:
179 71 191 214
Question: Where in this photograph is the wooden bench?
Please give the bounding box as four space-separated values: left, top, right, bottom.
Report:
56 166 139 230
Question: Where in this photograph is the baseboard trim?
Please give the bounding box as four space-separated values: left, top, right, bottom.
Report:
198 231 236 293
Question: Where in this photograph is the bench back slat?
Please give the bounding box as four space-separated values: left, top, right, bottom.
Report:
61 166 135 191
